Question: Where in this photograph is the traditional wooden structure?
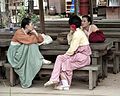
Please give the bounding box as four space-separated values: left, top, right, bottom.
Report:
0 38 113 89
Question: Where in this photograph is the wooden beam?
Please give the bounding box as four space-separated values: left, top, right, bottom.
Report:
39 0 45 33
28 0 34 14
89 0 93 22
75 0 79 15
74 0 77 15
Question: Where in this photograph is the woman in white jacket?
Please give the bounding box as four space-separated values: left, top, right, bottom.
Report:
44 15 92 90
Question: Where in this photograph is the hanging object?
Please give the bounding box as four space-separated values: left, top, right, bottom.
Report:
70 0 74 13
49 5 56 15
79 0 89 15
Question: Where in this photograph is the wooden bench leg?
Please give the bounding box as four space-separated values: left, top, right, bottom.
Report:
113 55 119 74
10 67 16 86
89 70 98 90
102 58 108 78
89 70 93 90
93 71 97 88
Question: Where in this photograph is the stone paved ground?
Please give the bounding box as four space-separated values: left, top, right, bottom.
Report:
0 72 120 96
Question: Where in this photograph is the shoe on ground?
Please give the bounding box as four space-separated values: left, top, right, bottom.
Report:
43 59 52 64
44 81 56 87
54 85 70 91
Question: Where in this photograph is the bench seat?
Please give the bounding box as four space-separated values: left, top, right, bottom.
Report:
0 61 3 66
114 51 120 56
3 63 101 90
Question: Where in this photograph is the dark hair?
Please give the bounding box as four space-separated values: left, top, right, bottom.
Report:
82 15 92 25
21 18 31 29
69 15 81 28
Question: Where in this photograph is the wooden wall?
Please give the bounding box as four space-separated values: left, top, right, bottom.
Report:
49 0 65 14
106 7 120 19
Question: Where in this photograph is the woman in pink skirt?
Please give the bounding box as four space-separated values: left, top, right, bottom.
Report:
44 15 92 90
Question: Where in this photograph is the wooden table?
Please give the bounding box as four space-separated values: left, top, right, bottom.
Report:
0 38 113 89
0 38 113 78
40 39 113 78
104 32 120 73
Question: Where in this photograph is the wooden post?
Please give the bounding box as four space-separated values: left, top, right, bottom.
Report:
77 0 80 15
74 0 77 15
89 0 93 23
47 0 49 10
39 0 45 34
28 0 34 14
5 0 9 13
74 0 79 15
0 1 2 28
15 1 18 26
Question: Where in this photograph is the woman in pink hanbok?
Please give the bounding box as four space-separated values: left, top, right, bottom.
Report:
44 15 92 90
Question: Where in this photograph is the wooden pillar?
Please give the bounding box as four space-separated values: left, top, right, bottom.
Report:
5 0 9 13
74 0 79 15
89 0 93 23
0 1 2 28
77 0 80 15
47 0 49 10
39 0 45 33
74 0 77 15
15 1 18 25
28 0 34 14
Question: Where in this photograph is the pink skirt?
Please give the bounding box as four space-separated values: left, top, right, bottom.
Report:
60 45 92 71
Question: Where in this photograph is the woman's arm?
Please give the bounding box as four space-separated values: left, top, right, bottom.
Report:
12 29 43 44
66 32 80 55
30 29 44 43
67 30 74 45
91 24 99 32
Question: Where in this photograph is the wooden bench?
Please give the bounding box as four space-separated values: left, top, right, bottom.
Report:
0 60 6 79
114 51 120 56
3 62 101 90
0 39 113 89
105 38 120 74
0 61 4 67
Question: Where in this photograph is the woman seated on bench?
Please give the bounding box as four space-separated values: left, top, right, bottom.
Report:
81 15 105 43
44 15 92 90
7 18 51 88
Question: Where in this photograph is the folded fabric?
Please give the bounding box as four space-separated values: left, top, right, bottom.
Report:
7 44 44 88
89 30 105 43
38 34 53 45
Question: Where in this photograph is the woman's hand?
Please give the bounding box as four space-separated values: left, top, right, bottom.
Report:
31 29 38 36
70 24 76 32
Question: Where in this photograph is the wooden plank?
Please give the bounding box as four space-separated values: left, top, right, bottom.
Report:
0 61 3 66
114 51 120 55
0 39 11 47
40 39 113 51
89 70 93 89
39 0 45 33
4 63 100 71
41 50 65 55
4 62 100 89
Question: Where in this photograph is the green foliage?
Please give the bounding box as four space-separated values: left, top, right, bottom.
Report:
17 2 39 24
0 13 9 28
17 3 27 24
30 14 39 24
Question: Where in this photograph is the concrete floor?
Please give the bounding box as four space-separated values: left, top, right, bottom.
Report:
0 73 120 96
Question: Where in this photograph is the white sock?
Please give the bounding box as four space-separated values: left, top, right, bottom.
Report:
61 80 69 87
43 59 51 64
